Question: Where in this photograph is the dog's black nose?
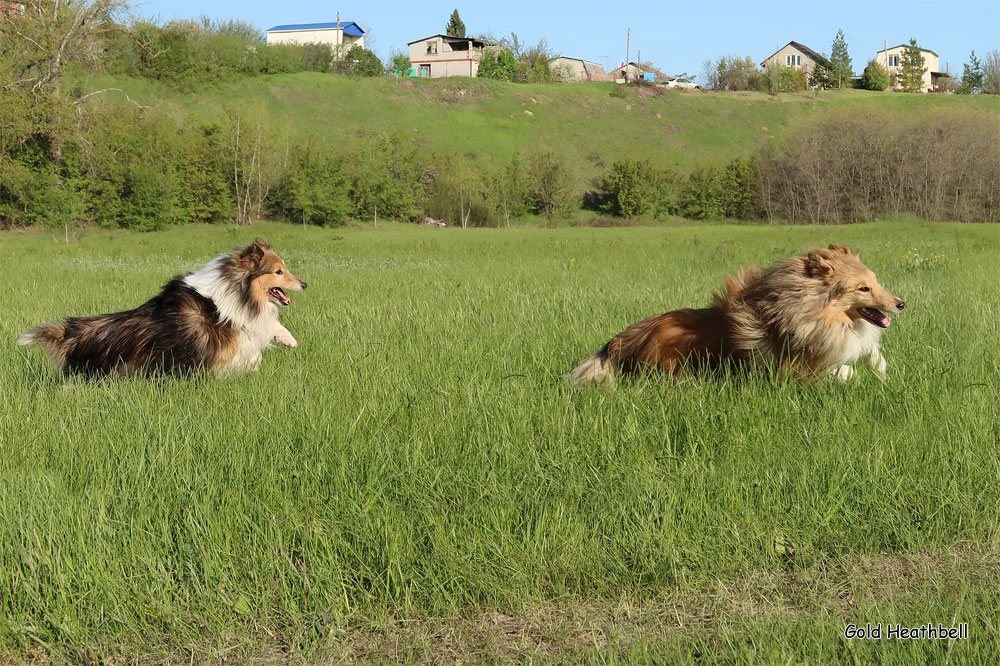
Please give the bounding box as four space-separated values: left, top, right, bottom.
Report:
300 281 308 290
896 300 905 311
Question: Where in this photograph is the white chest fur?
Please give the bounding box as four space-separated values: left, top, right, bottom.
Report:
183 256 282 374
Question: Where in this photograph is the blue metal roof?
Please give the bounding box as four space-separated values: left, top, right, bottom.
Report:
267 21 364 37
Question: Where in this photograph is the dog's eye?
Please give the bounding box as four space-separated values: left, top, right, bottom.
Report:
276 270 283 275
858 286 870 292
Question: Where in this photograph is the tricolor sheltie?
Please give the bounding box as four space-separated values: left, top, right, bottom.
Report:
568 244 905 386
18 239 306 377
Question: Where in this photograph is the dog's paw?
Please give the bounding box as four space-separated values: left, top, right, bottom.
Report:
274 331 298 348
832 365 854 382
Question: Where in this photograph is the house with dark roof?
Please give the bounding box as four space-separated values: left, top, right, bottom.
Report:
265 21 365 52
759 41 831 78
407 34 489 78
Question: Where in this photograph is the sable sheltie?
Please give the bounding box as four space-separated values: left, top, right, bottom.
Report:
18 239 307 377
568 244 905 387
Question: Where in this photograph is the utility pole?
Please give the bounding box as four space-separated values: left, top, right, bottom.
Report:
337 11 342 56
625 27 631 83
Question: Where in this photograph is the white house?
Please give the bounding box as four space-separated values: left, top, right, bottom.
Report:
265 21 365 52
874 44 949 92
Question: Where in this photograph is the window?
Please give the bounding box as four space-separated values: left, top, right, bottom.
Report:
888 54 899 67
426 41 438 55
786 54 802 67
419 64 431 77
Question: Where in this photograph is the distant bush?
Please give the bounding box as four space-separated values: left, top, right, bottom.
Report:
347 132 432 222
270 147 351 226
702 55 758 91
597 157 679 218
756 107 998 222
859 59 889 91
331 45 383 77
478 47 516 81
526 150 573 219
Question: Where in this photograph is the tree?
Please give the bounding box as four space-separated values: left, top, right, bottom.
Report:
526 150 573 220
984 50 1000 94
959 50 984 94
809 57 833 89
331 45 383 77
224 102 277 225
391 51 411 76
899 38 926 92
445 9 466 37
0 0 131 160
829 29 852 89
478 46 516 80
492 152 529 228
859 59 889 91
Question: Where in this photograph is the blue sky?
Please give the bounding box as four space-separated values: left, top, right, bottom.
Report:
136 0 999 82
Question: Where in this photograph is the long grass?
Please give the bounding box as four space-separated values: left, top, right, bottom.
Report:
1 219 998 663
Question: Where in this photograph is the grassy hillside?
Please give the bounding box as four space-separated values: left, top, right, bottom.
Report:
76 71 1000 184
2 219 998 663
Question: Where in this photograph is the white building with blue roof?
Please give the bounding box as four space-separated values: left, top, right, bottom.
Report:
265 20 365 52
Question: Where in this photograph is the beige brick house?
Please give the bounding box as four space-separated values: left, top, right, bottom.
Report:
875 44 949 92
760 41 830 79
408 34 489 78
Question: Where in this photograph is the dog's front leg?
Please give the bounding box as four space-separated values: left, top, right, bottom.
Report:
273 322 298 348
869 350 887 379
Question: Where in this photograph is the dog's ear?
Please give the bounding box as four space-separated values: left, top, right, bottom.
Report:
827 244 857 257
807 248 834 279
235 240 266 267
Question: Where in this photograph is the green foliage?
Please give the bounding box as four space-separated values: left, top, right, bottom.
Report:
829 29 852 89
959 51 984 94
526 150 573 219
491 152 530 226
271 147 351 226
331 45 383 77
674 157 758 220
478 47 516 81
900 38 927 92
446 9 466 37
678 167 726 219
859 59 890 91
81 111 190 230
347 132 431 222
722 156 758 219
597 158 678 218
703 55 758 90
391 52 411 76
809 58 833 89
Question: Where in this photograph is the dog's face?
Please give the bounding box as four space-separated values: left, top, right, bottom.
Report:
808 244 905 329
234 239 307 308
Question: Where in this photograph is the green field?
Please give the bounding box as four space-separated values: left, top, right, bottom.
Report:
76 71 1000 186
1 219 998 663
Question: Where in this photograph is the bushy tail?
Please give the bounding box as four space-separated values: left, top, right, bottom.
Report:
566 343 616 388
18 321 69 366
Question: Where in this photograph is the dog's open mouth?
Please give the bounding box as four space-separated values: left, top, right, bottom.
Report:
858 306 891 328
268 287 291 306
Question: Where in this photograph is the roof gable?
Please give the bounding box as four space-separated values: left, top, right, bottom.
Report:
884 44 939 57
